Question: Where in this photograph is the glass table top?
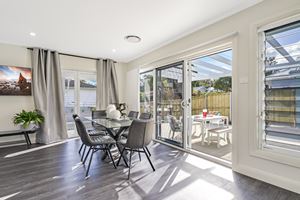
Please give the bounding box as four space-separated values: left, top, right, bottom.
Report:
85 117 132 129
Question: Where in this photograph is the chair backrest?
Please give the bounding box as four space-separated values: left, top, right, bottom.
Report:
126 119 154 148
139 113 152 120
92 110 106 127
168 115 180 131
92 110 106 119
74 116 93 146
128 111 139 119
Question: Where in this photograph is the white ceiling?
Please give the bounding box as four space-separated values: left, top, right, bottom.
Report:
0 0 262 62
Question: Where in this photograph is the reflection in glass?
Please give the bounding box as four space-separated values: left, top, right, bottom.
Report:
139 71 154 114
156 62 184 146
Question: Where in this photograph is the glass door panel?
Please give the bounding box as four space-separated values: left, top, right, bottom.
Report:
156 61 184 147
139 71 154 115
63 71 77 138
79 72 97 130
188 49 233 162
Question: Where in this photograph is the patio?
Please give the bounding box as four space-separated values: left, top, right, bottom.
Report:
159 122 232 162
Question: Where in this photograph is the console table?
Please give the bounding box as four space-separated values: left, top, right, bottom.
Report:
0 128 38 147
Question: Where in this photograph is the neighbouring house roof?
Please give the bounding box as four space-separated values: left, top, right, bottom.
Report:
65 79 96 88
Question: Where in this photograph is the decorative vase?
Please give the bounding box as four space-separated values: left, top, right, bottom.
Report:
107 110 121 120
106 104 116 114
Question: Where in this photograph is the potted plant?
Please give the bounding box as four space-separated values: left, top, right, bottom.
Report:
13 109 44 130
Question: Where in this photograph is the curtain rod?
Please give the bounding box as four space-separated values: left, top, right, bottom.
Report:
27 48 117 63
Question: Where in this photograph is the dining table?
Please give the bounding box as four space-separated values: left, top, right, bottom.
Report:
84 117 133 162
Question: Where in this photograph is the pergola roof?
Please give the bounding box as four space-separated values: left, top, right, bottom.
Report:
161 49 232 82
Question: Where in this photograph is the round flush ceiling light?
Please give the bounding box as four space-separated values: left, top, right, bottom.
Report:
29 32 36 36
124 35 141 43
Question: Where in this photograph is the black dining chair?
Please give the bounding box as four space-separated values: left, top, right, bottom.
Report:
139 113 152 120
139 113 153 157
121 112 153 160
117 119 155 179
73 114 105 162
74 115 117 178
128 111 139 119
90 110 107 132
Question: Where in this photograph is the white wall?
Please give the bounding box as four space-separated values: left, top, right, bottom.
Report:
0 43 127 143
0 43 34 142
126 0 300 193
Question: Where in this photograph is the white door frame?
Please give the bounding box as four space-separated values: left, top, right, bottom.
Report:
138 38 238 166
182 43 235 164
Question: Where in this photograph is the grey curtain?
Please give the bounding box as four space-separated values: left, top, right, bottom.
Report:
96 59 119 109
32 48 67 144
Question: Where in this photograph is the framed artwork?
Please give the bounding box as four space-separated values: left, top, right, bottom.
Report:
0 65 32 96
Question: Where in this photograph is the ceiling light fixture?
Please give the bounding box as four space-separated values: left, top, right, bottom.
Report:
29 32 36 36
112 49 116 53
124 35 141 43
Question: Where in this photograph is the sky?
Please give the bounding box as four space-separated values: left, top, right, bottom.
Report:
266 25 300 65
0 65 32 81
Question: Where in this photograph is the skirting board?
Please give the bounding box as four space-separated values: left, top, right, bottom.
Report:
234 164 300 194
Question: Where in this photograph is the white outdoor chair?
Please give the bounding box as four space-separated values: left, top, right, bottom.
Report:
207 126 232 148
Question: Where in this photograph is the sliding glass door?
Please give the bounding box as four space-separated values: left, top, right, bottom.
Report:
187 49 233 162
139 46 234 163
156 61 185 147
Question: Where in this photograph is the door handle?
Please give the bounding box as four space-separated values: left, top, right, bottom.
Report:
180 100 186 108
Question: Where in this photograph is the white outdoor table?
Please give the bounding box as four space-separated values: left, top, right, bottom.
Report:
192 115 229 145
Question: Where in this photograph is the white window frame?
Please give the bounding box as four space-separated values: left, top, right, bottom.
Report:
255 14 300 167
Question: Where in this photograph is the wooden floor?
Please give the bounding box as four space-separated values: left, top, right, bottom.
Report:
0 139 299 200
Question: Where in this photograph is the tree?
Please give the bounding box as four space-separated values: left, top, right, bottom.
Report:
213 76 232 92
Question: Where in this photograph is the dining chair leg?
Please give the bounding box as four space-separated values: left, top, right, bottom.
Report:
127 149 133 180
143 147 155 172
145 146 151 157
107 147 117 169
79 143 84 154
85 147 95 179
138 150 141 161
81 145 87 162
86 148 95 178
83 147 91 165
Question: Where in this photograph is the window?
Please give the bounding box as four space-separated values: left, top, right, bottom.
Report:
63 70 96 138
139 71 154 114
259 20 300 154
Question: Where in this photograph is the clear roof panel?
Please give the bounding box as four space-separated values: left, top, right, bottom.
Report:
191 49 232 81
159 50 233 82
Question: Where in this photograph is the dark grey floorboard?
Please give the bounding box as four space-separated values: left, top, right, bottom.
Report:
0 139 299 200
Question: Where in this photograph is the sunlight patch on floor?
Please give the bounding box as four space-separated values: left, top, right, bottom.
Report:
164 179 234 200
210 166 234 182
185 154 216 170
170 169 190 186
0 191 22 200
72 162 83 171
4 141 67 158
134 164 170 194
